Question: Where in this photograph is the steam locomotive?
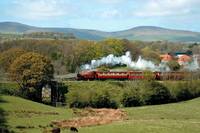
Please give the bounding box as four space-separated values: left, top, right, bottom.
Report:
77 70 193 80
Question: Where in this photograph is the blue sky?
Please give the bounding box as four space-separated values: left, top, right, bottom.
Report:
1 0 200 32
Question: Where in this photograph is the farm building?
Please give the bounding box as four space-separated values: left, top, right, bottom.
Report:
160 52 193 66
177 55 191 65
160 53 173 62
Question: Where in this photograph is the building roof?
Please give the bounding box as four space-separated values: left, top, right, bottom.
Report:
160 54 173 62
175 51 193 56
178 55 191 63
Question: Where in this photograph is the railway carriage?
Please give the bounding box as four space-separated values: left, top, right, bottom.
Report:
77 70 195 81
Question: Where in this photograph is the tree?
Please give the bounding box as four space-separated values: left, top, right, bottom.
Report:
9 52 54 102
98 38 126 56
167 60 180 71
141 47 161 64
0 48 26 72
67 40 100 71
123 39 141 60
146 81 171 105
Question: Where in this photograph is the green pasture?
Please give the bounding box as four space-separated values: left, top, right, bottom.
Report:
0 95 200 133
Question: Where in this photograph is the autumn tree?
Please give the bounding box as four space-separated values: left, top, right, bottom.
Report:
9 52 54 102
0 48 26 72
67 40 100 71
67 38 127 72
98 38 126 56
141 47 161 64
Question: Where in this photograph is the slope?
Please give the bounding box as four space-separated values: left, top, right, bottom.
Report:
0 95 200 133
0 95 73 133
78 97 200 133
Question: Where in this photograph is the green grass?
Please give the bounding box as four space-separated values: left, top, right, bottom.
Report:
66 98 200 133
0 95 200 133
0 95 73 133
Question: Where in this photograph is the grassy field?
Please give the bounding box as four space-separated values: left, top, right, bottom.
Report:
0 95 200 133
0 95 73 133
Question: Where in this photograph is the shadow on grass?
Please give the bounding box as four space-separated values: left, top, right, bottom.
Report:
0 95 13 133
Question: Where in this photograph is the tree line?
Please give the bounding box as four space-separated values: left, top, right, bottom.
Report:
1 38 199 74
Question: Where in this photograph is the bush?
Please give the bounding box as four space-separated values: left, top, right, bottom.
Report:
121 81 171 107
65 82 120 108
0 83 20 96
91 90 118 109
176 88 193 101
67 90 91 108
121 90 142 107
66 88 118 109
187 80 200 97
163 80 200 102
65 80 200 108
167 60 180 71
146 81 171 105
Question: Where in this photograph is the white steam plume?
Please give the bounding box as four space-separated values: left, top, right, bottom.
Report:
81 51 170 71
184 56 200 71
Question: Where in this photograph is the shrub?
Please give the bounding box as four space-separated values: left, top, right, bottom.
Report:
66 89 90 108
167 60 180 71
66 88 118 108
121 90 142 107
65 82 120 108
65 80 200 108
187 80 200 97
70 101 90 108
145 81 171 105
176 87 193 101
163 80 200 102
91 90 118 109
0 83 20 96
121 81 171 107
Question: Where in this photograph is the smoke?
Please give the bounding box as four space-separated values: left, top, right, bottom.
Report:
81 51 170 71
184 56 200 71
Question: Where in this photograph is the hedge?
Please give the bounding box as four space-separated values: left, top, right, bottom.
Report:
65 80 200 108
0 83 20 96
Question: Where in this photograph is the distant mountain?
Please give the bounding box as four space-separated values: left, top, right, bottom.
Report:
1 21 200 42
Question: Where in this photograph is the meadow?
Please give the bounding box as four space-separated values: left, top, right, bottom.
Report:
0 95 200 133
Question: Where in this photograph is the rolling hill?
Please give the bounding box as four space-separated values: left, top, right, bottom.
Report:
1 95 200 133
1 21 200 42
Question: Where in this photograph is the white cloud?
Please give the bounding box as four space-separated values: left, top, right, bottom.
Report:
12 0 69 20
96 0 124 4
101 9 120 18
134 0 199 17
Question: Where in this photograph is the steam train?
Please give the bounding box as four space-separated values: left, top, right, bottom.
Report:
77 70 195 80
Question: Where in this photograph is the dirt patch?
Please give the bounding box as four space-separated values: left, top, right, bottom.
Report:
52 108 127 128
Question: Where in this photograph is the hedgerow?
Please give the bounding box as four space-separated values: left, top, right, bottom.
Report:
2 80 200 108
65 80 200 108
0 83 20 96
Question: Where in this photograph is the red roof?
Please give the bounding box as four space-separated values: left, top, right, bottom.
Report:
178 55 191 63
160 54 173 62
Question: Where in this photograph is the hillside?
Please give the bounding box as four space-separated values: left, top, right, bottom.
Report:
0 95 73 133
1 22 200 42
1 95 200 133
